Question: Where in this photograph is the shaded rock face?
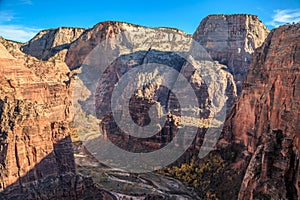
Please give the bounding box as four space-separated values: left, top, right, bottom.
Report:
95 50 187 152
1 170 115 200
238 130 298 200
21 27 85 61
68 21 237 166
220 23 300 200
193 14 269 93
93 50 236 153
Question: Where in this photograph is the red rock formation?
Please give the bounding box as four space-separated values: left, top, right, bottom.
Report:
0 37 74 188
65 21 237 161
0 38 118 200
220 23 300 200
1 16 297 200
0 172 115 200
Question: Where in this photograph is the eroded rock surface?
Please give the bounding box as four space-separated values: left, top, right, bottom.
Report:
21 27 85 61
68 22 237 166
0 38 114 200
65 21 192 70
220 23 300 200
193 14 269 93
1 15 298 200
0 37 73 187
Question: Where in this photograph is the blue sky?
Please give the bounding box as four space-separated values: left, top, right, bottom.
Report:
0 0 299 42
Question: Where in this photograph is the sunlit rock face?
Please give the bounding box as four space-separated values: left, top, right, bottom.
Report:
2 14 298 200
65 21 192 70
220 23 300 200
21 27 85 61
0 37 72 187
193 14 269 93
0 38 113 200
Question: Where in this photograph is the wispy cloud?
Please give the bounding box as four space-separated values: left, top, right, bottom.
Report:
0 10 15 22
0 7 39 42
20 0 33 5
0 25 40 42
267 9 300 27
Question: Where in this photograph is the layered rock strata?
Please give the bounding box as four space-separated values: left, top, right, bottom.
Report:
67 22 237 166
193 14 269 93
21 27 85 61
221 23 300 200
0 38 115 199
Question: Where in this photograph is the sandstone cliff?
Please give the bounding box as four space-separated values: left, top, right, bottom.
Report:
0 38 115 199
67 21 237 171
220 23 300 200
0 22 209 199
1 15 298 200
65 21 191 70
193 14 269 93
0 37 73 187
21 27 85 61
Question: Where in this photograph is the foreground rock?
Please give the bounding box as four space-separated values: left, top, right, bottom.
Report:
73 142 201 200
0 173 115 200
0 37 73 187
220 23 300 200
0 38 116 199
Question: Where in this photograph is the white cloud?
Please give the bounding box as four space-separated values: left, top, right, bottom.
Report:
267 9 300 27
0 25 40 42
20 0 33 5
0 3 37 42
0 11 15 22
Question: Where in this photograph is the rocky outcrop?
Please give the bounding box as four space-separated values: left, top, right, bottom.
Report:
0 172 115 200
193 14 269 93
220 23 300 199
75 145 202 200
0 38 105 199
21 27 85 61
65 21 192 70
0 19 238 199
238 130 297 200
68 21 237 169
0 37 73 187
93 49 236 151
